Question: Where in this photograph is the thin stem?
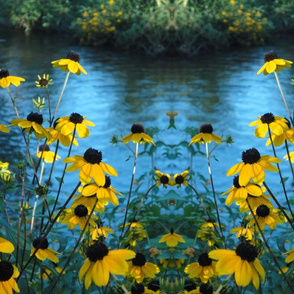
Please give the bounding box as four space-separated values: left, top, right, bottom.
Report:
274 71 293 125
285 140 294 181
7 87 20 118
51 71 70 126
120 142 139 237
205 142 223 238
46 87 52 126
247 199 294 292
215 273 233 294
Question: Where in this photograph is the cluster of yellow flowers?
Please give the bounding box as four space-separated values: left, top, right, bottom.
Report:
221 2 267 43
77 2 124 45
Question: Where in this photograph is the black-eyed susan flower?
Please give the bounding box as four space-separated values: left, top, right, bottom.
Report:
81 176 121 206
46 118 78 147
35 74 53 88
209 242 265 289
0 260 20 293
257 51 292 75
247 204 283 230
189 124 223 145
51 51 87 75
0 162 12 182
0 69 25 88
230 224 254 240
128 252 160 283
124 220 147 248
121 123 155 145
187 283 215 294
72 192 105 213
11 112 50 139
0 124 9 133
90 224 114 240
30 237 60 263
36 144 60 163
239 193 273 213
249 113 288 138
159 228 185 247
284 248 294 264
55 113 95 139
171 170 189 187
226 148 280 186
79 242 135 288
155 170 172 188
222 176 264 206
64 148 117 186
184 253 216 283
60 204 97 230
0 237 14 254
160 258 184 269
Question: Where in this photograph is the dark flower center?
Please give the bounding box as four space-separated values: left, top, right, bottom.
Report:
242 148 261 164
170 227 174 234
184 279 197 291
74 205 88 217
33 237 49 249
39 144 50 152
66 51 81 62
175 175 184 184
199 283 213 294
27 112 43 125
0 69 9 78
132 252 146 266
198 253 212 266
0 261 14 281
233 176 241 188
86 242 109 262
83 148 102 164
39 78 49 87
200 123 213 134
256 204 270 217
235 242 258 262
131 284 145 294
131 123 145 134
160 175 169 184
148 280 161 291
260 113 275 124
69 113 84 124
103 176 111 188
263 51 278 62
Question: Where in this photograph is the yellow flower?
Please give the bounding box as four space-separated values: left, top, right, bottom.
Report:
90 225 114 240
51 51 87 75
222 176 264 206
63 148 117 186
79 242 135 288
226 148 280 186
283 248 294 263
189 124 223 145
55 113 95 139
266 120 294 146
159 228 185 247
0 237 14 253
0 69 25 88
0 124 9 133
36 144 60 163
30 237 60 263
209 243 265 289
0 162 12 182
11 112 50 139
239 193 273 213
171 170 189 187
184 252 216 283
0 260 20 293
81 176 121 206
128 253 160 283
166 111 178 119
247 204 283 230
72 193 105 213
257 51 292 75
121 123 155 145
230 225 254 240
35 74 52 88
160 258 184 269
155 170 172 187
60 204 97 230
249 113 288 138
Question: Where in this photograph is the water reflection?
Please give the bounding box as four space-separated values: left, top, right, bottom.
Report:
1 28 294 195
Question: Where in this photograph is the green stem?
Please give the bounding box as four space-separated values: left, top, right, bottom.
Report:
120 142 139 238
7 87 20 118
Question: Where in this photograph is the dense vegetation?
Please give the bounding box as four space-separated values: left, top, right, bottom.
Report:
1 0 294 54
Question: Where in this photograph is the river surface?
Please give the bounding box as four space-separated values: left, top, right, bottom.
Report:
1 29 294 205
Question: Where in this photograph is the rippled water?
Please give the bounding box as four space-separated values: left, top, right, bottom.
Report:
1 29 294 200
